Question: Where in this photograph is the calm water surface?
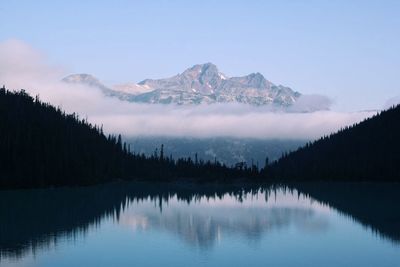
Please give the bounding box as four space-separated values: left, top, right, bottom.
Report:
0 182 399 267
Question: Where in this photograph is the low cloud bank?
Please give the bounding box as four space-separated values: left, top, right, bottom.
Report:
88 105 372 139
0 39 376 140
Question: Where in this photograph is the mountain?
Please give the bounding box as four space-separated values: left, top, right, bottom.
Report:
62 74 128 99
62 73 107 89
266 105 400 181
63 63 301 106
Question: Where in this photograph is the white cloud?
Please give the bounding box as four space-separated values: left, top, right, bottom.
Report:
0 39 376 140
87 104 373 139
288 94 333 112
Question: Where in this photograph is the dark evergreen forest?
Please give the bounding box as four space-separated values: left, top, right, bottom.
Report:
0 87 258 189
1 86 399 188
265 104 400 181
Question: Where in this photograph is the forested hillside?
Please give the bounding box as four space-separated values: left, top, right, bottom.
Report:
266 105 400 181
0 87 255 189
2 86 398 188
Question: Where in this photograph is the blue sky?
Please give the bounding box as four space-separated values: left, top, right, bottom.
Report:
1 0 400 110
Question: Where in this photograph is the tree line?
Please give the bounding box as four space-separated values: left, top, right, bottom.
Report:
264 104 400 181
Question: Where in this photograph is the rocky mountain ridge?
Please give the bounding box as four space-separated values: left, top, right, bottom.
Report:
63 63 301 106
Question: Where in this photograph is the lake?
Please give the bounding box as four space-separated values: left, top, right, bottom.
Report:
1 182 399 267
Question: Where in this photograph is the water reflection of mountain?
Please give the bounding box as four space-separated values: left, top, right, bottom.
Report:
1 182 399 261
120 202 324 248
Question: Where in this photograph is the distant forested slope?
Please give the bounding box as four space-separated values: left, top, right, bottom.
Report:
0 88 255 189
266 105 400 181
127 137 305 168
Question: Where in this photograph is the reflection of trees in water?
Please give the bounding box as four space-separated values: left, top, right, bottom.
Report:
0 183 266 260
291 182 400 243
0 182 399 261
0 184 126 260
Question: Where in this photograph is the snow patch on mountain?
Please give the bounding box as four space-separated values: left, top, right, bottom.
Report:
62 63 324 109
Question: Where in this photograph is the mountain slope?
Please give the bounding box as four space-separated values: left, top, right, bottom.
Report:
128 137 305 167
0 87 254 189
266 105 400 181
63 63 301 106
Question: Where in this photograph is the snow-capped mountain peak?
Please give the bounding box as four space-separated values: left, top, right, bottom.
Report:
62 63 301 106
